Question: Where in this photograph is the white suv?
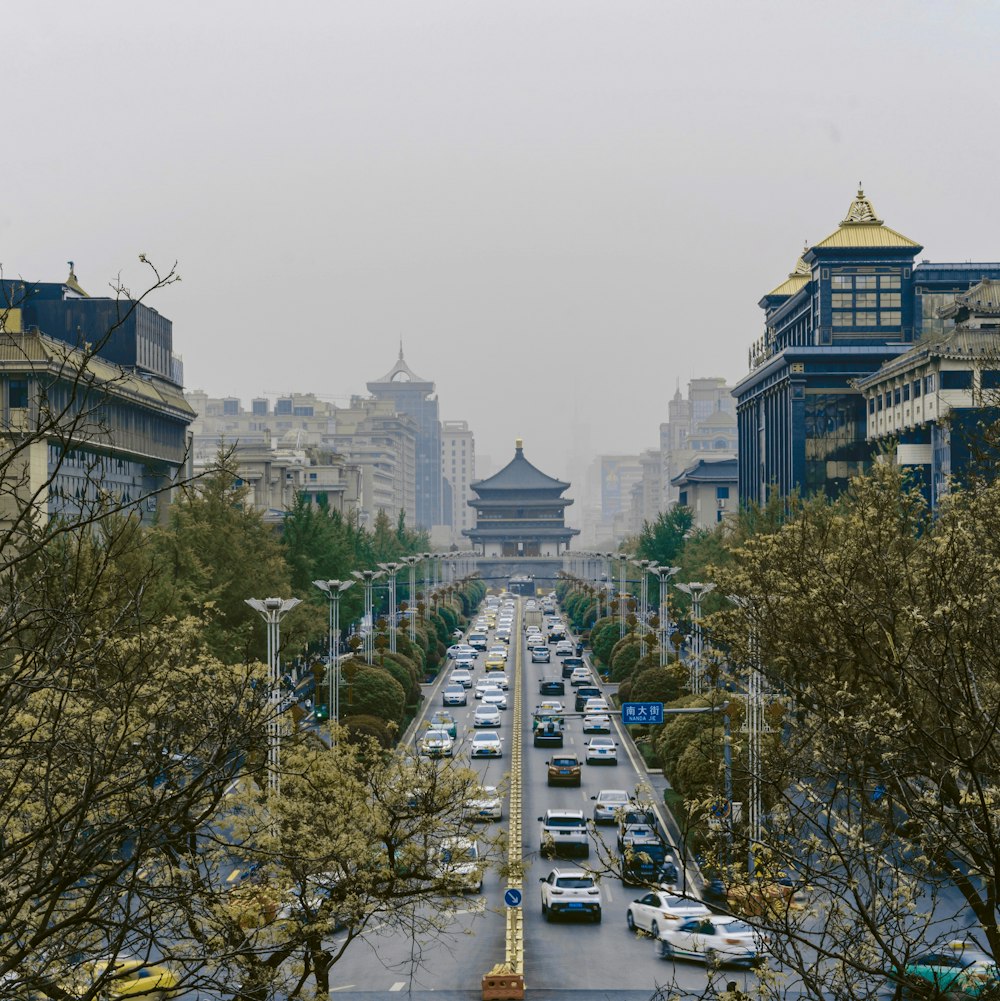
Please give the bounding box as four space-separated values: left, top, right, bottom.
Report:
539 867 602 922
539 809 590 858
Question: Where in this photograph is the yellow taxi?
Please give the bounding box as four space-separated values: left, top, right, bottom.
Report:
484 654 506 672
81 959 181 999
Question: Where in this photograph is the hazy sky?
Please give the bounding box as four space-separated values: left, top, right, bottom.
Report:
6 1 1000 483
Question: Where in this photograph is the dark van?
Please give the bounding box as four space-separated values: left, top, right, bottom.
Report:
561 656 584 679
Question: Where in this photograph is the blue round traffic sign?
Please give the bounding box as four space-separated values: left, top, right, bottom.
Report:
504 888 522 908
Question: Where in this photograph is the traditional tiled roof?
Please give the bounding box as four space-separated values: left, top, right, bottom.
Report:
812 186 921 251
764 256 811 298
670 456 738 486
855 326 1000 388
939 276 1000 318
470 439 569 492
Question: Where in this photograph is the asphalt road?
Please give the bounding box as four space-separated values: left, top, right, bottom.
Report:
323 596 764 999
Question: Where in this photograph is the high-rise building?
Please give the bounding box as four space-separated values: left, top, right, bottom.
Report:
735 187 1000 505
367 349 442 530
441 419 476 545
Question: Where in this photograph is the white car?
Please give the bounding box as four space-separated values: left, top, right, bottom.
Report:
539 809 589 858
420 728 454 757
484 672 509 690
481 687 508 710
583 712 611 734
442 684 467 707
447 644 476 659
474 678 495 699
555 640 575 657
464 785 503 821
474 704 502 727
569 667 592 686
591 789 633 824
584 697 610 713
627 890 710 938
471 732 503 757
437 837 483 893
449 669 473 689
586 736 618 765
453 656 477 672
657 914 762 966
531 647 550 663
539 867 602 922
487 646 508 661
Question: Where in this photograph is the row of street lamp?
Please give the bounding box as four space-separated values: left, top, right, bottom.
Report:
245 550 479 792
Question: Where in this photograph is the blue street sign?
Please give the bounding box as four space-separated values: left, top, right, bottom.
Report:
504 888 522 908
621 701 664 725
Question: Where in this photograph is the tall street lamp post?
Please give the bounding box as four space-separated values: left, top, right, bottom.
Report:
633 558 653 659
352 570 384 664
616 553 630 638
676 581 716 695
378 562 403 653
402 556 419 643
244 596 301 796
650 565 680 667
312 579 354 732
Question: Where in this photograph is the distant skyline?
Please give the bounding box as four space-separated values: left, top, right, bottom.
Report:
4 1 998 483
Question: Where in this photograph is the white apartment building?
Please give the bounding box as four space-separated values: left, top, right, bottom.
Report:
441 419 476 546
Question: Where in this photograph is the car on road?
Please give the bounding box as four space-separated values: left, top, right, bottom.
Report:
487 645 508 661
484 671 509 690
585 736 618 765
546 754 582 787
548 626 567 643
539 867 602 922
555 639 575 657
621 834 679 887
531 646 551 663
471 732 503 757
591 789 633 824
583 712 612 733
484 653 506 672
539 678 565 696
496 627 511 642
447 644 476 660
437 837 484 894
427 711 457 738
627 890 710 938
474 677 495 699
468 632 489 651
562 656 584 678
537 699 564 715
618 806 659 850
657 915 762 966
481 686 508 710
575 685 603 711
77 958 181 1000
442 684 467 707
449 669 473 689
897 943 1000 997
569 666 592 686
420 729 454 757
453 656 477 672
533 719 564 748
539 809 589 858
464 785 503 821
473 704 502 727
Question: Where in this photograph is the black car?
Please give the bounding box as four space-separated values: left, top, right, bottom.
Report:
620 837 678 887
575 685 602 712
539 678 566 696
561 656 584 679
533 721 564 748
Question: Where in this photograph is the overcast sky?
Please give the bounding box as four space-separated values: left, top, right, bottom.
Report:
5 1 1000 484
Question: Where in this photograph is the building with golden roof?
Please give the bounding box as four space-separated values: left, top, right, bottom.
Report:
734 188 1000 504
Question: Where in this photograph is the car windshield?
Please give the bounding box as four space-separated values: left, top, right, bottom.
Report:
555 877 594 888
425 730 448 740
552 758 578 766
591 739 613 747
477 734 499 742
547 816 585 827
720 919 753 934
445 685 462 692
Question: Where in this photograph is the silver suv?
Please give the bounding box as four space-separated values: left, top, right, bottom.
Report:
539 867 602 922
539 808 589 858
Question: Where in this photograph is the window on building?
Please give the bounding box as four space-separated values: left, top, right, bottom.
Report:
678 490 688 506
855 276 877 290
981 370 1000 390
884 392 892 409
880 292 901 308
832 293 852 308
880 311 902 326
223 398 239 417
855 292 876 309
855 312 877 326
880 274 901 289
8 379 29 409
832 275 852 289
893 388 901 405
913 379 921 398
833 312 853 327
925 374 936 393
903 383 910 401
716 486 729 500
940 370 973 390
870 398 877 414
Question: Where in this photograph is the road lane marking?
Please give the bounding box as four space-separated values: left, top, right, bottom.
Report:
389 982 405 991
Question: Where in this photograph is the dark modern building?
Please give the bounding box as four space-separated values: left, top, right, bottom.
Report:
0 266 193 527
464 439 579 556
367 349 442 530
735 188 1000 505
